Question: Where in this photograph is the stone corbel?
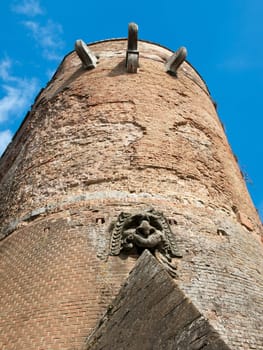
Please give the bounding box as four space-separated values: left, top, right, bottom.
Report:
75 39 98 69
165 47 187 75
126 22 139 73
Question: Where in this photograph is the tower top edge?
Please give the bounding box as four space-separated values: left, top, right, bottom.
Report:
63 38 210 94
87 37 174 51
0 38 211 164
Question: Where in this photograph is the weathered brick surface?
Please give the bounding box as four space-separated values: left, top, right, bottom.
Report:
0 211 136 349
85 250 231 350
0 40 262 349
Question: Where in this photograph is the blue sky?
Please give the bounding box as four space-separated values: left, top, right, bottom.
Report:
0 0 262 220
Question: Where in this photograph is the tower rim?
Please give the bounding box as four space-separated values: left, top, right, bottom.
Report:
64 37 211 96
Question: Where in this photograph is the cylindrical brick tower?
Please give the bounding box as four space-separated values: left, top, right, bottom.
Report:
0 32 262 349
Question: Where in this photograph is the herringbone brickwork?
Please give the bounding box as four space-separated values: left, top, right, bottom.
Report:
0 212 136 349
0 40 262 349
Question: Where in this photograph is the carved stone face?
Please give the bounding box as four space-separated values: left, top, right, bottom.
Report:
124 214 162 234
110 209 182 260
121 215 165 251
136 219 155 236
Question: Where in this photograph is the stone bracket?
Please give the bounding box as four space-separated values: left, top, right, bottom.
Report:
75 39 98 69
165 46 187 75
126 22 139 73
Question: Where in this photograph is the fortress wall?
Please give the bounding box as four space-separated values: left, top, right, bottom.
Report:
0 40 262 349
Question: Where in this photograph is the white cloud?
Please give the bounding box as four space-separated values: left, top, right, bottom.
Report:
12 0 44 17
23 20 64 61
0 130 12 156
11 0 64 62
0 57 39 123
0 58 13 81
0 80 38 123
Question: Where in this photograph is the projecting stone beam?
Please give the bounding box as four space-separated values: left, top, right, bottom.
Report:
126 22 139 73
165 46 187 75
75 39 97 69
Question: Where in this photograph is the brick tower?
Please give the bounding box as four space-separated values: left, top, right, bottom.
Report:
0 24 262 349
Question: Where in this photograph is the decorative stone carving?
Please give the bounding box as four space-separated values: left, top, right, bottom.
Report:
126 22 139 73
109 208 182 277
165 47 187 75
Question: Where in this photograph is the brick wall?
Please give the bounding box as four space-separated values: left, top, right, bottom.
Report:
0 40 262 349
86 250 231 350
